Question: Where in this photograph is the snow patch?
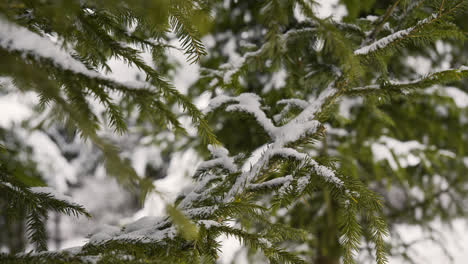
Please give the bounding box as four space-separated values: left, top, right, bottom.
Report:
370 136 425 169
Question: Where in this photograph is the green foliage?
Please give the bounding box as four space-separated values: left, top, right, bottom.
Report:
0 0 218 193
167 205 199 241
0 163 90 252
1 0 468 263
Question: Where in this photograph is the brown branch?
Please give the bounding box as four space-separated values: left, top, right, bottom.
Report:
367 0 402 41
439 0 446 15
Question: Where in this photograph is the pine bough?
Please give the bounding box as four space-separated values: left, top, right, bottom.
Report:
2 0 468 263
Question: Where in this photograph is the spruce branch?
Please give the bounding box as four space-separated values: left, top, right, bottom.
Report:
0 176 90 252
355 0 466 57
170 15 207 64
345 66 468 95
366 0 402 42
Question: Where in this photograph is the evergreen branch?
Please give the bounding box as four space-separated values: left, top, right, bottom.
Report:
212 201 267 221
82 9 168 53
395 0 426 26
346 66 468 95
339 204 362 264
0 16 218 145
0 178 90 252
369 213 389 264
5 1 461 263
26 210 48 252
210 225 306 264
354 13 437 55
295 0 363 77
0 182 90 219
204 93 277 139
355 0 465 56
366 0 402 42
22 82 368 261
203 26 317 86
170 15 207 64
193 145 237 178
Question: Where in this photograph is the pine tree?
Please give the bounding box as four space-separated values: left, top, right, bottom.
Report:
1 0 468 263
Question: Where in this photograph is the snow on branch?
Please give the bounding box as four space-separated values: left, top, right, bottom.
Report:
0 17 95 76
354 13 437 55
291 84 337 124
194 145 237 176
277 98 309 109
347 66 468 94
0 17 156 92
0 16 218 145
101 226 177 244
178 174 219 209
28 71 342 258
274 98 310 122
216 83 341 200
203 27 316 84
235 146 344 197
309 159 344 187
88 207 222 244
15 82 346 262
274 85 336 145
269 147 307 160
8 78 342 259
204 93 277 138
248 175 293 191
268 147 344 187
205 84 336 145
180 146 237 208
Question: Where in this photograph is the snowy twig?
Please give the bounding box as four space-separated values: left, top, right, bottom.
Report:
346 66 468 94
354 13 437 55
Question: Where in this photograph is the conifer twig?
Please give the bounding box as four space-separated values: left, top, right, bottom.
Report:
367 0 402 42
